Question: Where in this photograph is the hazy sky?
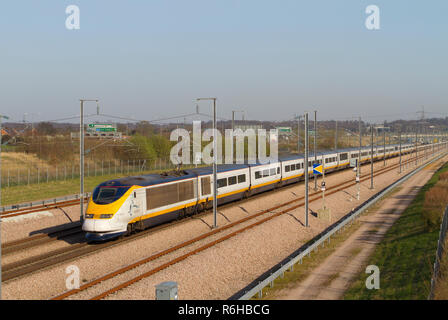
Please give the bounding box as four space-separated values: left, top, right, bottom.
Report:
1 1 447 124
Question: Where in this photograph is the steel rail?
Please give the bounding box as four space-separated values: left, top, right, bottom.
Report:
52 148 438 300
233 151 448 300
3 149 430 286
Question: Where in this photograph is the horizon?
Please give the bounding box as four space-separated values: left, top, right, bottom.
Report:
1 1 447 124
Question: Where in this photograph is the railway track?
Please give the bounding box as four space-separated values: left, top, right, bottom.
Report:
1 153 422 284
0 197 88 219
51 151 439 300
1 223 82 255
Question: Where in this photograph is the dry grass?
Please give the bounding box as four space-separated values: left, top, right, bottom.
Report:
434 237 448 299
1 152 51 172
423 173 448 231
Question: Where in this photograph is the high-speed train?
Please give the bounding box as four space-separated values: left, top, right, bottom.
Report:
82 142 442 241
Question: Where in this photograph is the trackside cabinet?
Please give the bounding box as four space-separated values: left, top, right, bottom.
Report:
155 281 178 300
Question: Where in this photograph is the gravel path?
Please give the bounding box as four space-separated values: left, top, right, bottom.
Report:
1 152 435 300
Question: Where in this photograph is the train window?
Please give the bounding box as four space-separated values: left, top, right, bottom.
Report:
263 169 270 177
201 177 211 196
217 178 228 188
270 168 276 175
238 174 246 183
277 167 280 174
146 180 195 210
178 181 195 201
285 165 290 172
340 153 348 161
228 176 237 185
94 187 118 204
255 171 262 179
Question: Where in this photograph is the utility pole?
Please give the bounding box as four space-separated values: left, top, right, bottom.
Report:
314 110 317 191
198 98 218 229
304 112 309 227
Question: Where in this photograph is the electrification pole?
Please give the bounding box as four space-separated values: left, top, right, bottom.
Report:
335 120 338 150
79 99 99 223
357 117 361 200
304 112 309 227
415 127 418 166
0 113 10 300
295 114 301 154
399 128 402 174
314 110 317 191
383 121 386 167
370 124 374 189
198 98 218 229
231 110 245 131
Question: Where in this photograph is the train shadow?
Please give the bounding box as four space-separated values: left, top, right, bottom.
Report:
29 221 87 245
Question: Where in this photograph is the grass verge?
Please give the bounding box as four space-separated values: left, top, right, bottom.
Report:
434 237 448 299
344 162 448 300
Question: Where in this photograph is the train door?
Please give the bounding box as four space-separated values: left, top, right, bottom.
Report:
132 189 144 217
124 188 144 225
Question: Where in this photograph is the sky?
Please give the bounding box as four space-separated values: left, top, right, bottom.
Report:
0 1 447 124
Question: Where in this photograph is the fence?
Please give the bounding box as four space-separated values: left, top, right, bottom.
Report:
230 150 448 300
0 157 179 188
428 205 448 299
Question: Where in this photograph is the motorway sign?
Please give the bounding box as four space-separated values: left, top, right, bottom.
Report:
313 163 323 175
87 124 116 132
276 127 291 133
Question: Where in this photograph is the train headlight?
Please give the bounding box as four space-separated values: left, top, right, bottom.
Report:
100 214 113 219
85 214 94 219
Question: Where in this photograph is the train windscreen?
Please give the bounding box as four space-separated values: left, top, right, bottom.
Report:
92 186 130 204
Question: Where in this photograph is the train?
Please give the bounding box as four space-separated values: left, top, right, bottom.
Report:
82 142 441 241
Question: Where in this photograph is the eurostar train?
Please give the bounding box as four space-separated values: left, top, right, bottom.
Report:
82 142 439 241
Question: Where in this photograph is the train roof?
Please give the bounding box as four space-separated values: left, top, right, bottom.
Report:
96 143 418 188
186 164 249 176
98 171 199 188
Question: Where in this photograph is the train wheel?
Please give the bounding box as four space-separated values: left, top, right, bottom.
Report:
196 203 204 213
125 224 132 236
186 206 195 217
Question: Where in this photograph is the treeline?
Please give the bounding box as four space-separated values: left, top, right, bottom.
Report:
21 134 173 165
